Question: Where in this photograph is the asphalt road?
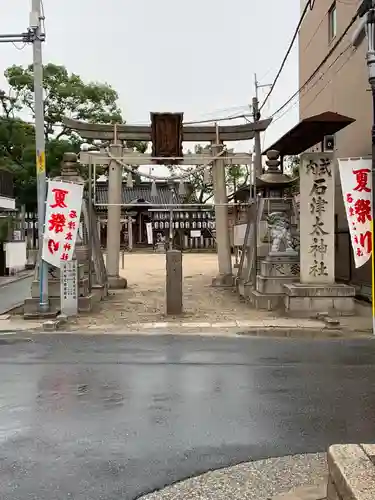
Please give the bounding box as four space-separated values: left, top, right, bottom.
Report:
0 275 33 314
0 334 375 500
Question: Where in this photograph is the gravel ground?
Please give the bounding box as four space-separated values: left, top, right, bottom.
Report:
138 453 327 500
73 253 277 329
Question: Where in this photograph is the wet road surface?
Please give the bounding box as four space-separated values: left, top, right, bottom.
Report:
0 334 375 499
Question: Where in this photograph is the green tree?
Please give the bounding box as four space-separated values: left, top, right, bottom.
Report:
5 63 123 141
0 63 147 210
170 144 251 203
284 155 300 178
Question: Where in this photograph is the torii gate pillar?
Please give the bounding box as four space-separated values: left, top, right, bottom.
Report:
106 143 127 289
211 142 233 287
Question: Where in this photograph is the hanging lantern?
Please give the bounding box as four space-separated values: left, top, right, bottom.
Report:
126 171 133 188
179 179 186 195
151 180 157 198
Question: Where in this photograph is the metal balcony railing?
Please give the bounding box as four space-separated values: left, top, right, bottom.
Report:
0 170 14 199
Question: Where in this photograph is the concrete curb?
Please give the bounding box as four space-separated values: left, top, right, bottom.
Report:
271 483 326 500
327 444 375 500
12 321 375 341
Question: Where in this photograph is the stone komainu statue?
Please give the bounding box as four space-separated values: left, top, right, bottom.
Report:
267 211 296 253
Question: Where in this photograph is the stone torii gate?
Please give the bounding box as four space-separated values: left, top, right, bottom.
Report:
64 115 272 289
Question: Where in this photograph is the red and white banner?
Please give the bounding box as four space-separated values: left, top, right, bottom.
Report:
42 180 84 268
338 158 372 268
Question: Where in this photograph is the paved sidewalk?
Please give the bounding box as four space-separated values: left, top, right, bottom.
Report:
0 269 33 288
0 273 34 315
0 315 42 333
138 453 327 500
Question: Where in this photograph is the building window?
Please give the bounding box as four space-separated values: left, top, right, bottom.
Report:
328 2 337 41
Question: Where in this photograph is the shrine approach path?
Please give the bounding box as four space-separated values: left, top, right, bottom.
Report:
75 253 274 330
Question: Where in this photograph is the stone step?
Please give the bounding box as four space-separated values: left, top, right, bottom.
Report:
261 260 300 278
24 291 101 317
31 277 89 298
249 290 283 311
256 275 296 294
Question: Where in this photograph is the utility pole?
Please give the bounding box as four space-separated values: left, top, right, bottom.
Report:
251 74 262 287
356 0 375 333
251 73 272 287
364 1 375 335
31 0 49 311
0 3 48 310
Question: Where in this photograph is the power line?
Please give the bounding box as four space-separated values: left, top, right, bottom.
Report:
270 45 354 126
259 0 311 112
269 12 359 119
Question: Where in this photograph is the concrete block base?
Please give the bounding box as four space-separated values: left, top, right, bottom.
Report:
31 278 90 298
108 275 127 289
284 283 356 317
257 275 296 294
23 291 100 318
236 279 253 298
249 290 283 311
212 273 234 287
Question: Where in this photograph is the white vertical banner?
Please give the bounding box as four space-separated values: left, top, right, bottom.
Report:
338 158 372 268
146 222 153 244
60 259 78 316
42 180 84 268
300 153 334 284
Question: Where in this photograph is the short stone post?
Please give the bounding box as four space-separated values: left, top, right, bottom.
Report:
128 216 133 251
106 143 127 289
211 143 233 287
166 249 183 315
284 152 355 316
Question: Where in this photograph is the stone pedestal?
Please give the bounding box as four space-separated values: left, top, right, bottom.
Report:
212 273 235 287
284 283 356 317
250 252 299 311
284 153 355 317
155 242 165 253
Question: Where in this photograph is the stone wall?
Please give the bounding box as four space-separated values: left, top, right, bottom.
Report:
327 444 375 500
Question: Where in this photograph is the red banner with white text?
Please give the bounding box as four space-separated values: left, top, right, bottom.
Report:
338 158 372 268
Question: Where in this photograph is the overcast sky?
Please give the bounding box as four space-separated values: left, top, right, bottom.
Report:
0 0 300 153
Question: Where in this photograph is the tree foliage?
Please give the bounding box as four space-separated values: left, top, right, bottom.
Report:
170 144 252 203
0 63 146 211
284 155 300 178
5 63 123 141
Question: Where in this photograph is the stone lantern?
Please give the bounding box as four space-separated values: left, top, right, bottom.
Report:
249 150 300 311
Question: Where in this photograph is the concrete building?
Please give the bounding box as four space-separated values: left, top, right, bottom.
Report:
0 169 27 275
298 0 371 297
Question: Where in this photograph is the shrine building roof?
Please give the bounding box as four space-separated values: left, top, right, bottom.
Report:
94 182 204 207
262 111 355 156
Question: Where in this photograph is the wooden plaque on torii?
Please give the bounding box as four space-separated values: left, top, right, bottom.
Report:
150 112 183 165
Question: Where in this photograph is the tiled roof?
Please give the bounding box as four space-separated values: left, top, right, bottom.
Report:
94 182 187 206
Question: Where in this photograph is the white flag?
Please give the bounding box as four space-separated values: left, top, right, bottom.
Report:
338 158 372 268
42 180 84 268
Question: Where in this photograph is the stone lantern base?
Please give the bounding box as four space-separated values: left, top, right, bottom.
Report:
249 251 299 311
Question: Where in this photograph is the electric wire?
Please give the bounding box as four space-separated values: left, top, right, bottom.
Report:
259 0 311 112
270 44 353 126
269 12 359 119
